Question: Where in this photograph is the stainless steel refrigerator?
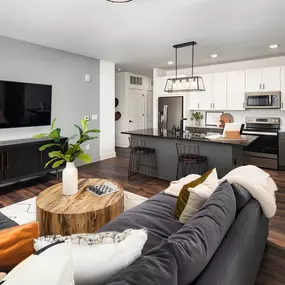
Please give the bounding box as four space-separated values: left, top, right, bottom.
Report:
158 96 183 131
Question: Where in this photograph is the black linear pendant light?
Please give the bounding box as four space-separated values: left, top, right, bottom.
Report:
164 41 205 93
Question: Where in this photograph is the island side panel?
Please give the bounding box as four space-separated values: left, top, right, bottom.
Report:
129 135 243 180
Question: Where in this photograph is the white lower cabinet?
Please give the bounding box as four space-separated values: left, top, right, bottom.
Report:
227 70 246 110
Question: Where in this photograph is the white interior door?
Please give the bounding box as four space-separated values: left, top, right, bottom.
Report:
146 90 153 128
128 89 145 131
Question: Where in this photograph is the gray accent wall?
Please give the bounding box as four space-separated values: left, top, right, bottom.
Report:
0 36 100 163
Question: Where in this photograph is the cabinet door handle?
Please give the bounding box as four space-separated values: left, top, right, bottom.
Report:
40 151 43 163
243 102 245 109
263 83 265 89
282 102 284 109
6 152 9 170
259 83 262 90
198 103 200 109
213 103 215 109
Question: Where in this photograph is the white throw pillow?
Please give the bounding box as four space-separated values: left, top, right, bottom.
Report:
34 229 147 285
202 168 219 191
3 243 74 285
179 184 214 223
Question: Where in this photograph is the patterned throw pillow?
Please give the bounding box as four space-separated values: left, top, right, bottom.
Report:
175 169 218 222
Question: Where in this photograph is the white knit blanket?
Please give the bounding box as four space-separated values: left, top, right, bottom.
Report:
219 165 277 218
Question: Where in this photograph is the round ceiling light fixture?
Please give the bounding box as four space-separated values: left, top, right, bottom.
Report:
269 44 279 49
106 0 133 3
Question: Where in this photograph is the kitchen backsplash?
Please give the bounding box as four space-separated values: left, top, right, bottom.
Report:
188 109 285 131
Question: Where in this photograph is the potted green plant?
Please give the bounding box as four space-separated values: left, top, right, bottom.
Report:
33 118 100 195
191 112 204 126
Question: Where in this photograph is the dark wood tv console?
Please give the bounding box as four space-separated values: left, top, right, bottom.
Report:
0 137 67 185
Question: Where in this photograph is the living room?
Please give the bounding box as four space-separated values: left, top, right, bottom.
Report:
0 0 284 284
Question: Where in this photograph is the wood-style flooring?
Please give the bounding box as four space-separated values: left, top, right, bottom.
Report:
0 147 284 285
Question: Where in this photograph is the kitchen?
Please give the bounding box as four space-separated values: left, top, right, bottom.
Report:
119 44 285 180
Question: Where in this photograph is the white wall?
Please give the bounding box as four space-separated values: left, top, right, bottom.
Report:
154 56 285 130
99 60 116 160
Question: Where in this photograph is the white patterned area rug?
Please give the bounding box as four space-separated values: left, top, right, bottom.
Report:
0 191 148 225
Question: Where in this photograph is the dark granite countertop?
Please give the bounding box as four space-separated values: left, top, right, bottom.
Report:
122 128 258 146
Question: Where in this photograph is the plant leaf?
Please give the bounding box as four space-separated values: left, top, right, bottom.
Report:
49 128 61 143
49 151 64 159
74 124 83 136
33 133 48 139
86 129 101 134
77 153 91 164
39 143 61 151
52 159 65 168
81 118 88 133
51 118 56 131
44 158 57 169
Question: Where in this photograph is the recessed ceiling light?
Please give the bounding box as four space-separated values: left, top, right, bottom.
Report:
106 0 133 3
269 44 279 49
211 54 218 58
117 68 122 71
168 61 174 65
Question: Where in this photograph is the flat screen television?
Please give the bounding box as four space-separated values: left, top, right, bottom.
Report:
0 80 52 128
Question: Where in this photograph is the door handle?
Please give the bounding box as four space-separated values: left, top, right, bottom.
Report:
213 103 215 109
282 102 284 109
263 83 265 90
259 83 262 90
198 103 200 109
6 152 9 170
40 151 43 163
243 102 245 109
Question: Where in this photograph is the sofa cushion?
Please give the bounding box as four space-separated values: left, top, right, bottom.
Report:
97 192 183 253
0 212 18 231
231 183 252 214
167 181 236 285
106 240 178 285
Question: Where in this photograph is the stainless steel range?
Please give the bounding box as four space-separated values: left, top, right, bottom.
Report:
242 117 280 170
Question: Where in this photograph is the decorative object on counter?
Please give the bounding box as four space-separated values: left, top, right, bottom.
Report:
87 181 119 197
33 118 100 196
115 98 119 108
191 112 204 126
115 111 121 121
164 41 205 93
205 111 223 126
218 113 234 128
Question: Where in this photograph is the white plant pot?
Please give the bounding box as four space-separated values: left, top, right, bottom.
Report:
62 162 78 196
195 120 201 126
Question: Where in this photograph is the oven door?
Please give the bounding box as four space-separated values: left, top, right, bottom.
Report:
242 130 278 169
245 92 281 109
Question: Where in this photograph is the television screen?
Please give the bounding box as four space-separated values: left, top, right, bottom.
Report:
0 80 52 128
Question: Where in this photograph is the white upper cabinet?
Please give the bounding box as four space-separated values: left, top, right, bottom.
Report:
245 69 262 92
199 73 213 110
227 70 246 110
245 67 281 92
188 91 199 110
212 72 227 110
262 66 281 91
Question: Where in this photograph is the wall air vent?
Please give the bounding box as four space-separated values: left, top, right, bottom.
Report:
130 76 143 86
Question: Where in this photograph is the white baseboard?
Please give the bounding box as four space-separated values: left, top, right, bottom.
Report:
115 141 129 148
100 151 117 161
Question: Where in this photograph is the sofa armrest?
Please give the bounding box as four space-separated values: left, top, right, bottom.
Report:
194 199 269 285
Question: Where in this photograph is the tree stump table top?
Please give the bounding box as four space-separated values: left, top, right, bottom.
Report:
36 178 124 236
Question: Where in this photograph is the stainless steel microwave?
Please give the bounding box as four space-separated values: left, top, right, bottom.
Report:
245 91 281 109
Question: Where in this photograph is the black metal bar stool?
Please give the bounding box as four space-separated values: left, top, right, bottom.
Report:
128 138 157 181
176 143 208 179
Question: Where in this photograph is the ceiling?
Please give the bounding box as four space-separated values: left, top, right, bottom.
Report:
0 0 285 77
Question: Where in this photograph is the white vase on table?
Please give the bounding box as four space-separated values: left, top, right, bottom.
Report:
62 162 78 195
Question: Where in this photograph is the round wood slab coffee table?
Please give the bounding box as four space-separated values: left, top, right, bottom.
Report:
36 178 124 236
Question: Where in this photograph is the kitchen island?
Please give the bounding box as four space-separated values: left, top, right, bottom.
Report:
122 128 258 180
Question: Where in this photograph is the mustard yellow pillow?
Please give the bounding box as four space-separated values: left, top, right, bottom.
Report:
175 169 215 220
0 222 39 272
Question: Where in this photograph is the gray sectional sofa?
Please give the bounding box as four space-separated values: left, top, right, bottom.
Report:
98 181 269 285
0 181 268 285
